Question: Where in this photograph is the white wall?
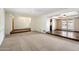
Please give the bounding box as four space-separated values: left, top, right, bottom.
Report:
31 16 50 33
5 12 33 35
14 16 31 29
5 12 12 35
0 8 5 45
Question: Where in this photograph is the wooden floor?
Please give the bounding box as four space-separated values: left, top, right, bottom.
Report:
47 30 79 41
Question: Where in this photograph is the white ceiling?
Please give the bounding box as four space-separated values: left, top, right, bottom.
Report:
5 8 67 16
5 8 79 16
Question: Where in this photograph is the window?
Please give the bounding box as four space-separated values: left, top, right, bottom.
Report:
61 19 74 31
67 19 74 30
62 20 67 30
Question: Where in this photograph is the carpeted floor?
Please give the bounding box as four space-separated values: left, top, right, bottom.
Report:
0 32 79 51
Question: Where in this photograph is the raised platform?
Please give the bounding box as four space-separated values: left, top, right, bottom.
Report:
10 28 31 34
47 30 79 41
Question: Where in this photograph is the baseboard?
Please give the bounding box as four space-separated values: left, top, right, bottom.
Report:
10 28 31 34
0 32 5 46
0 36 4 46
55 29 79 33
32 31 46 34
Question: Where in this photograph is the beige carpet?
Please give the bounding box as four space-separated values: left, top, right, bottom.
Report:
0 32 79 51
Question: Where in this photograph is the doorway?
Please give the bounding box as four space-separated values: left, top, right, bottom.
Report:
49 18 56 32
